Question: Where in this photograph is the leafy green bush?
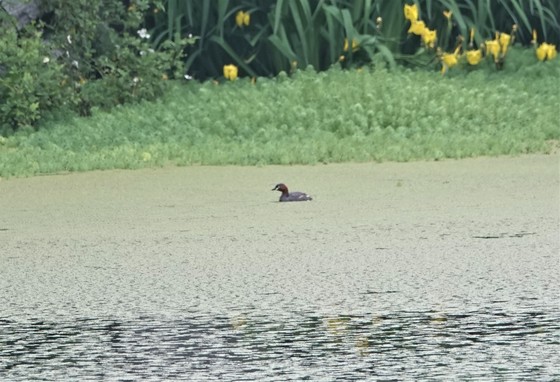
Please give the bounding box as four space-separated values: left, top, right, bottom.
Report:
41 0 190 116
0 0 190 132
74 32 190 115
0 26 71 133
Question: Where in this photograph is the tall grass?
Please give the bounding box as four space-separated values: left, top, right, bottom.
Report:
0 47 558 178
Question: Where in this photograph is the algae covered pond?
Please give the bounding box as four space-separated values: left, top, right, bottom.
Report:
1 155 559 380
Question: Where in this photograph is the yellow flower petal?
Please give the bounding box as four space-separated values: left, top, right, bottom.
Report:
485 39 500 62
343 38 359 52
408 20 426 36
235 11 248 27
499 32 511 55
548 44 557 60
404 4 418 22
235 11 243 27
442 52 458 68
223 64 238 80
443 10 452 20
536 44 547 61
422 29 437 48
537 43 558 61
466 49 482 65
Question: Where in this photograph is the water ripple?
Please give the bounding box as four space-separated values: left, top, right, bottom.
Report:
1 309 559 381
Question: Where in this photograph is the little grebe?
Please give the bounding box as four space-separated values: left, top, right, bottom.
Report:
272 183 313 202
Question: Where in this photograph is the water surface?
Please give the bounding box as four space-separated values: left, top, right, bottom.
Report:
1 155 559 380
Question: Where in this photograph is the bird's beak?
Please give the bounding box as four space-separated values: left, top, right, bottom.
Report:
271 187 277 191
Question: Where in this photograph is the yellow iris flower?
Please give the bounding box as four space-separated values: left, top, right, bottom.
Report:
223 64 238 80
536 43 557 61
404 4 418 22
422 28 437 48
466 49 482 65
343 38 359 52
408 20 426 35
536 44 547 61
235 11 250 27
532 30 557 61
443 10 452 21
485 39 500 62
440 46 461 75
441 53 458 74
545 44 557 60
499 32 511 55
407 19 435 49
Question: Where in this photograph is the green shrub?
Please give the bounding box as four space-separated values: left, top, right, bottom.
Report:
41 0 190 116
0 26 71 133
0 0 190 132
75 32 189 115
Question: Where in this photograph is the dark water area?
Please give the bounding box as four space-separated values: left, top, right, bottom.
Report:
1 155 559 380
1 308 559 381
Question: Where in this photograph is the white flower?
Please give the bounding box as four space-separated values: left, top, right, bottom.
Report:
140 50 146 56
137 28 151 39
43 57 50 64
133 77 140 83
71 60 79 68
67 35 72 44
184 74 193 80
188 33 193 38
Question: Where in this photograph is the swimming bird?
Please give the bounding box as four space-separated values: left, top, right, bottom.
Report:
272 183 313 202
